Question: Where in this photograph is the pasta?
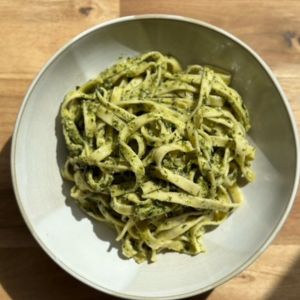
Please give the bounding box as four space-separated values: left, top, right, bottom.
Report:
60 51 255 263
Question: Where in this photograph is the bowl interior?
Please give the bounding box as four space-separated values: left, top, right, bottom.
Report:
13 17 297 299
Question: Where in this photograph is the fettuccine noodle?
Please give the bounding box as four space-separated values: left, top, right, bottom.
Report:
60 51 255 263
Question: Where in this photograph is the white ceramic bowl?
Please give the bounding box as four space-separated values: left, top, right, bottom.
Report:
11 15 299 299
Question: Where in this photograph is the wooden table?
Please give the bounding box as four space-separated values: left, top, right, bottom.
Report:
1 1 300 299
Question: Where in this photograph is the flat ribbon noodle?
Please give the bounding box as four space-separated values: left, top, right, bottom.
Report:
60 51 255 263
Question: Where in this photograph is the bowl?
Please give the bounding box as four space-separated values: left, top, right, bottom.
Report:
11 15 299 299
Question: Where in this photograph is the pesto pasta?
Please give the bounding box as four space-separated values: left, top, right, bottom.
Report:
60 51 255 263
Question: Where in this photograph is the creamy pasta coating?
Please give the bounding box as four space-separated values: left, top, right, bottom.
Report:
60 51 255 263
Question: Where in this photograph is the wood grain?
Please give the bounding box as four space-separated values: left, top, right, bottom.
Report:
0 0 300 299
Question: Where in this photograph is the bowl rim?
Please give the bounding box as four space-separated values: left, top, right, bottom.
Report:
11 14 300 300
